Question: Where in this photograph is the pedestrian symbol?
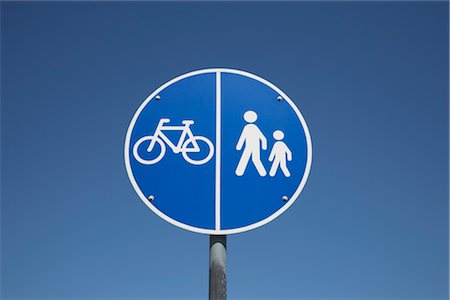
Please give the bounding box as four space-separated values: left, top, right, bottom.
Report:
235 111 267 177
234 110 293 178
269 130 292 177
125 68 312 235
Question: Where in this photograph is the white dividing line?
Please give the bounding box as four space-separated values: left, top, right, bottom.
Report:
215 72 221 230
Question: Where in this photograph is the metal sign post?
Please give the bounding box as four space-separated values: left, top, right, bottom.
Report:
209 235 227 300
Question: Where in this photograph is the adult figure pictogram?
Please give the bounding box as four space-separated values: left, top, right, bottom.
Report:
235 110 267 177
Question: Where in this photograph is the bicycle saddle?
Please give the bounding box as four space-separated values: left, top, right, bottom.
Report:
182 120 195 125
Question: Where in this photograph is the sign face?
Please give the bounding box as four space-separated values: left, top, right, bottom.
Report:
124 68 312 234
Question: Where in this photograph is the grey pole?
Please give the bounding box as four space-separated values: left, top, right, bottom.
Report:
209 235 226 300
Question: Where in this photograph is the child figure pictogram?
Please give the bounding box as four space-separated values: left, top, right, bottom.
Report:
268 130 292 177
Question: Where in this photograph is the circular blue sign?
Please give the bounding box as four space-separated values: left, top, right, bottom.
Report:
125 69 312 234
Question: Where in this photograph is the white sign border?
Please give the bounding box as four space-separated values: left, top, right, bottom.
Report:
124 68 313 235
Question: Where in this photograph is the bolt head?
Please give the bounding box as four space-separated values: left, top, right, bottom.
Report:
155 95 161 100
277 96 283 101
148 195 155 201
282 196 288 201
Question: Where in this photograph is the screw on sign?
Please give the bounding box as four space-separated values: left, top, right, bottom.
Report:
125 68 312 234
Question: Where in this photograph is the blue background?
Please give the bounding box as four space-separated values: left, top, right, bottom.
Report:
1 2 448 299
130 73 216 230
221 73 308 230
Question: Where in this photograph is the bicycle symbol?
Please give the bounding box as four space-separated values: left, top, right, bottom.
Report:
133 118 214 165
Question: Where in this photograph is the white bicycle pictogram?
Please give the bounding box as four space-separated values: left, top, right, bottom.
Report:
133 118 214 165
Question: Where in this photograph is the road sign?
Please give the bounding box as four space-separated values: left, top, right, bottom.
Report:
124 68 312 235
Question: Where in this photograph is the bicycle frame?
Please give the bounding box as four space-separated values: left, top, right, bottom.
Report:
147 119 200 153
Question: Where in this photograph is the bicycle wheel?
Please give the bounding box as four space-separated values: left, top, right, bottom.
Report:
133 136 166 165
181 136 214 165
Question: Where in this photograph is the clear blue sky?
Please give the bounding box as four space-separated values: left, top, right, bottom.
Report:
1 2 448 299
